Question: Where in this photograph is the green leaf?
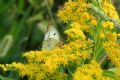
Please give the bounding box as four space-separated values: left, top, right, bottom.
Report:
18 0 25 12
27 13 43 23
103 70 118 80
0 75 14 80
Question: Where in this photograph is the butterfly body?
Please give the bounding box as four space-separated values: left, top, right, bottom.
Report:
42 24 62 50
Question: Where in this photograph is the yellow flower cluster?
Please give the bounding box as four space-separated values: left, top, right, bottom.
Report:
58 0 120 79
100 31 117 40
63 39 92 60
117 68 120 78
73 61 113 80
0 39 92 80
90 15 98 26
102 0 120 21
64 22 87 40
101 0 120 31
104 41 120 68
57 0 89 23
104 40 120 78
102 21 114 29
0 62 67 80
58 0 120 42
107 32 117 41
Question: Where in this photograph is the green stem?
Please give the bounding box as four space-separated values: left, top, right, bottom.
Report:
92 18 103 61
90 1 105 61
44 0 57 26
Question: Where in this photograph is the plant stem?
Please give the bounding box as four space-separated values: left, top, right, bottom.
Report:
44 0 57 26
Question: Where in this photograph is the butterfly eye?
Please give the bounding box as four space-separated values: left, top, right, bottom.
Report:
54 33 56 35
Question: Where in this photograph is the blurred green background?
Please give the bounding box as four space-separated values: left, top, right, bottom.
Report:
0 0 66 63
0 0 120 80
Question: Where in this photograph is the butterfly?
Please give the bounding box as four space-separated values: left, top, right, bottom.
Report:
42 24 63 50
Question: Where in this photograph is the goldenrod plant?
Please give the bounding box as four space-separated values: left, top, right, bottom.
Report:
0 0 120 80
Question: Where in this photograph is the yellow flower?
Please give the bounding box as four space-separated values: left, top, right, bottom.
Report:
102 21 114 29
100 33 105 39
104 41 120 68
91 19 97 26
82 12 90 21
57 0 89 23
107 32 117 41
73 61 112 80
102 1 119 21
64 22 87 40
116 68 120 78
